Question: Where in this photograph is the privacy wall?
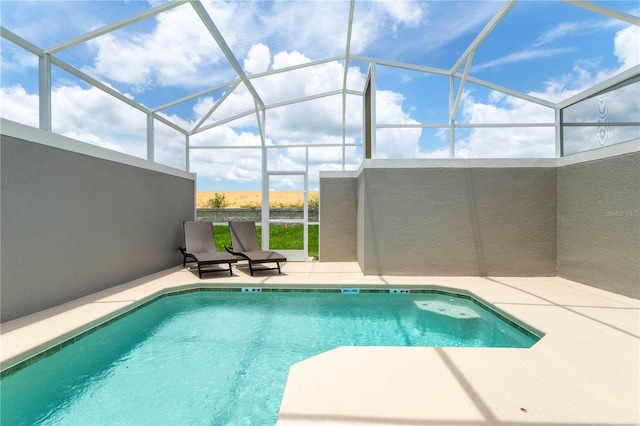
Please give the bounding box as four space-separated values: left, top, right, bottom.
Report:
1 122 195 322
319 173 358 262
354 161 558 276
557 151 640 298
320 144 639 298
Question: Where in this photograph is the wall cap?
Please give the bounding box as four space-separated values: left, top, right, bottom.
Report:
319 139 639 179
1 118 195 181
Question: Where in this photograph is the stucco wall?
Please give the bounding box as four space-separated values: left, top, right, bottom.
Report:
357 172 366 267
358 166 558 276
1 128 195 322
557 152 640 298
319 174 358 261
320 144 639 298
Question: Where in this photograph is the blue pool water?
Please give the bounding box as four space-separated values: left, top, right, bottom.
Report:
1 290 539 425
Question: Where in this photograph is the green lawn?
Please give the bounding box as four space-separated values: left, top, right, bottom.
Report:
213 224 319 257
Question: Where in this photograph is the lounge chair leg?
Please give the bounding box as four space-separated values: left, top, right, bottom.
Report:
276 262 281 274
198 264 202 279
249 263 254 276
228 263 233 276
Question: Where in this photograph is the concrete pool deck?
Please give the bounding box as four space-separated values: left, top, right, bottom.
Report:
1 262 638 425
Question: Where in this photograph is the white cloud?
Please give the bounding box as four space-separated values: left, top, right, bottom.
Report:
351 1 501 58
84 3 234 91
197 85 259 130
455 126 556 158
472 47 575 73
52 84 151 157
451 86 558 158
190 146 263 184
2 3 637 186
380 0 427 29
249 51 347 106
0 44 39 73
0 85 39 127
527 24 640 103
272 51 311 70
454 89 556 158
86 34 153 90
614 25 640 70
461 90 554 125
0 83 188 165
209 0 351 61
457 23 639 158
535 22 581 46
0 49 373 186
266 98 345 142
244 44 271 74
276 177 297 190
374 90 423 158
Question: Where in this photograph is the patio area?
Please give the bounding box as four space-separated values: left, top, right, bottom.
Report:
2 262 638 425
1 1 639 424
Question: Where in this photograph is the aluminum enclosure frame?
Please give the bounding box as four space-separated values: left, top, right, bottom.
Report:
1 0 638 254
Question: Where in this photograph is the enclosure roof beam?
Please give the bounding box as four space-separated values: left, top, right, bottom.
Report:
192 81 241 133
193 88 360 134
190 1 265 110
190 141 362 150
450 51 475 121
0 27 43 55
193 110 256 134
248 56 345 80
557 66 640 109
562 0 640 26
450 0 516 75
51 56 150 114
152 79 240 112
343 0 356 89
351 56 449 76
462 74 556 108
153 112 189 135
265 90 344 110
154 55 344 113
342 0 356 144
45 1 188 54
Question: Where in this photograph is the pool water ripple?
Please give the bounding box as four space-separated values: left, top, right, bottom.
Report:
1 291 539 425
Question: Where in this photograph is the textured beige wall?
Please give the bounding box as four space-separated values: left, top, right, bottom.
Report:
319 176 358 261
1 135 195 322
358 167 558 276
557 152 640 298
357 173 366 268
320 148 639 298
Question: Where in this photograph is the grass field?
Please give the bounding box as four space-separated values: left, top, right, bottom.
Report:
213 224 319 257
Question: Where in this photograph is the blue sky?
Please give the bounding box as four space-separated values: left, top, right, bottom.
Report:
1 0 638 191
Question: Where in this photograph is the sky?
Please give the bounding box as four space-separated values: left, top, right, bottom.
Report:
1 0 638 191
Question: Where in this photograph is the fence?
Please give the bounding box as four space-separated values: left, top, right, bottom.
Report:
196 208 319 224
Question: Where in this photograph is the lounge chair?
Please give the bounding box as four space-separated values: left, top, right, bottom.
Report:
180 221 237 278
226 221 286 276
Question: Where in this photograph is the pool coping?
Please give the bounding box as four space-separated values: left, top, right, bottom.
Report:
1 263 639 425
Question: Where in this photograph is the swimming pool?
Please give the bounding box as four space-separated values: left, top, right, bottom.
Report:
1 288 540 425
